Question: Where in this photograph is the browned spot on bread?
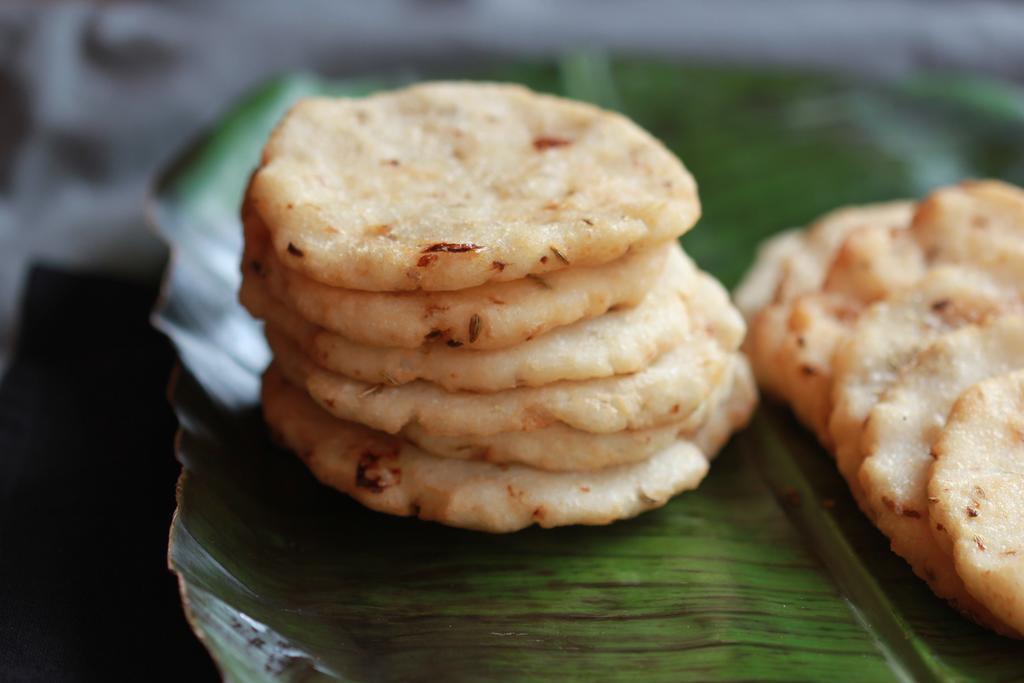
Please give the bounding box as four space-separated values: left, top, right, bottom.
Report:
532 136 571 151
287 242 304 257
418 253 438 267
491 260 507 271
422 243 483 254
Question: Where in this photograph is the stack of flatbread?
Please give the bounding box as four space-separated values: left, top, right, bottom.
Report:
240 82 755 533
738 179 1024 638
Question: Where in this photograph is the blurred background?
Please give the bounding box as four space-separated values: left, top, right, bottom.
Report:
3 1 1024 680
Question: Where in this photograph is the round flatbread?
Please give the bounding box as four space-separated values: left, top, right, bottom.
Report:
743 204 915 444
829 267 1019 506
751 292 860 447
773 201 914 305
821 223 925 303
268 321 731 437
243 213 669 350
261 366 711 533
743 302 789 401
912 180 1024 284
242 245 739 392
403 353 756 471
250 82 700 291
929 370 1024 638
733 228 804 320
689 355 757 458
858 315 1024 635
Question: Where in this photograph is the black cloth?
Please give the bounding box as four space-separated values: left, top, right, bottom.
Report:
0 267 216 682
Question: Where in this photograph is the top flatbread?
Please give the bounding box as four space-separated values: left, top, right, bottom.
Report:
249 82 700 291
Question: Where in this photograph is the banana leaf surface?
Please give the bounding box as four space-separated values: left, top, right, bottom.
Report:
151 54 1024 682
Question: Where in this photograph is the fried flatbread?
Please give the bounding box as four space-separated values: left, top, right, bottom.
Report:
243 213 668 350
402 353 756 471
262 366 712 533
250 82 700 291
241 245 742 392
268 322 731 437
929 370 1024 637
859 316 1024 636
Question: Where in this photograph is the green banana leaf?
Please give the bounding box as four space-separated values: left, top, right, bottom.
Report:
152 54 1024 682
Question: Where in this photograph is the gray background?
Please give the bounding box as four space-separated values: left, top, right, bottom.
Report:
3 0 1024 368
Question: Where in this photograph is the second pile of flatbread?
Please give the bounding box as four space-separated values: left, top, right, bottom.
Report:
738 179 1024 639
240 82 755 533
